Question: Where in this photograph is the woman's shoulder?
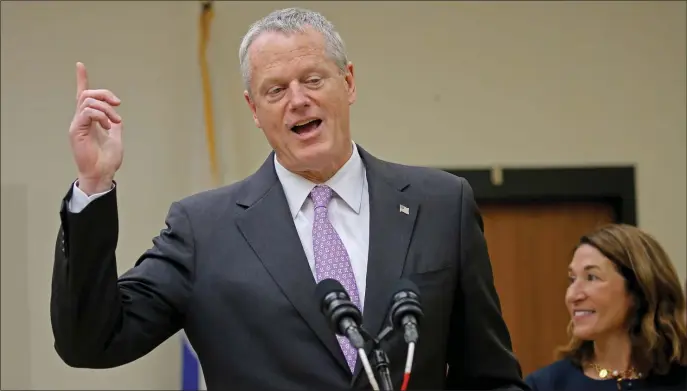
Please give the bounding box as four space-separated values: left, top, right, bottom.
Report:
525 358 587 391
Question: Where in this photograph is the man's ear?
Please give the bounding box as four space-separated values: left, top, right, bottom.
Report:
344 62 356 105
244 90 261 128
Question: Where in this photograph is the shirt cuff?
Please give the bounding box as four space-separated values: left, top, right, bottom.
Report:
67 180 115 213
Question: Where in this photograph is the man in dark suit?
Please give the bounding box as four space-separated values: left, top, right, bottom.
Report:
51 7 528 391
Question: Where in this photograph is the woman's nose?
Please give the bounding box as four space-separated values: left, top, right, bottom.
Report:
566 283 586 303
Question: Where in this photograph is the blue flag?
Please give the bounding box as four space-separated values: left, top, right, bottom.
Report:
181 333 206 390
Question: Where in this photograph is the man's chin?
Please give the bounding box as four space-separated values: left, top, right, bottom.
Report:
291 143 334 163
280 140 351 173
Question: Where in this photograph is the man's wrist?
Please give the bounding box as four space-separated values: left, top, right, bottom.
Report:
76 177 114 196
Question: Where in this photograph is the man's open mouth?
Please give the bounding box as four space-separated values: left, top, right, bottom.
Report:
290 119 322 134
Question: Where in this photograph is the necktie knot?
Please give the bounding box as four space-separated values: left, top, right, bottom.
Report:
310 185 333 208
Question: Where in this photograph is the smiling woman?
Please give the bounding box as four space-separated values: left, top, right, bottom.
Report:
525 223 687 391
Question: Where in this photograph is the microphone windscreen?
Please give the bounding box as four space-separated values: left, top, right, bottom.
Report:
392 278 420 296
315 278 346 304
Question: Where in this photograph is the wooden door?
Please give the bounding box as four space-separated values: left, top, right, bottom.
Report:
479 201 615 377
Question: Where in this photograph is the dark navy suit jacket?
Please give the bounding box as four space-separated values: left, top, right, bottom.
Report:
50 145 528 390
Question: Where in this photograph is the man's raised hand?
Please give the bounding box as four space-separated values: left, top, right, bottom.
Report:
69 62 123 195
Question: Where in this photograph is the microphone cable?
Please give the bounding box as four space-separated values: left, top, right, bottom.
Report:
357 348 380 391
400 341 415 391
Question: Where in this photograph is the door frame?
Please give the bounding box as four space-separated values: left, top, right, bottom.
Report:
441 166 636 225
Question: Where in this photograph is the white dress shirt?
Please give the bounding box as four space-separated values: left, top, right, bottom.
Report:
274 143 370 309
67 144 371 308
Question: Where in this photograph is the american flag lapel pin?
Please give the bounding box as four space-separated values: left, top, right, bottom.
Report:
399 204 410 215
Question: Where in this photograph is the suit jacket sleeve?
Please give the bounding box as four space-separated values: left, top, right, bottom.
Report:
50 183 195 368
445 178 529 390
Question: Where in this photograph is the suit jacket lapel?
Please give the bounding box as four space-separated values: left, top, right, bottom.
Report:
352 146 420 385
235 153 350 374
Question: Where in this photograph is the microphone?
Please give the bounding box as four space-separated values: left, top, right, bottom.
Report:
388 279 424 391
315 278 366 348
315 279 380 391
389 279 423 344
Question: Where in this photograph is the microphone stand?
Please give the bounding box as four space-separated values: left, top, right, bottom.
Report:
359 325 395 391
370 344 394 391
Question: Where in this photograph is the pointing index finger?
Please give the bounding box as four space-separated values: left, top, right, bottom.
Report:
76 62 88 100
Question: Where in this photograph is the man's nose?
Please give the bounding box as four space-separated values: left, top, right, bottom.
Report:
288 83 310 110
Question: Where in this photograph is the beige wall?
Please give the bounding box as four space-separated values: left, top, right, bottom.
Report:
1 1 684 389
1 185 31 389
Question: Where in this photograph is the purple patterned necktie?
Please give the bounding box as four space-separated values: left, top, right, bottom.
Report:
310 184 361 373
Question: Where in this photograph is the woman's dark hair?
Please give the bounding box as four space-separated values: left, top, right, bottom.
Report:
557 224 687 375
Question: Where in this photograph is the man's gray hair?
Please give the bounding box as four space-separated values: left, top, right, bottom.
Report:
238 8 349 94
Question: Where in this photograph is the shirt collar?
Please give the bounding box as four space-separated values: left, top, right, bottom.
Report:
274 142 365 219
